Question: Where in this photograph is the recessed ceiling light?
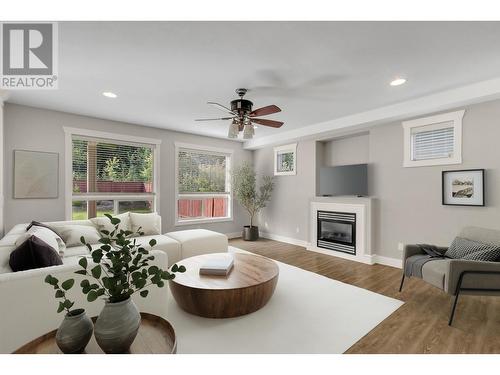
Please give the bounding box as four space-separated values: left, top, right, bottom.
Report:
102 91 117 98
390 78 407 86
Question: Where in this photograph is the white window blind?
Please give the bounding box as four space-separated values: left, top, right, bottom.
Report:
72 137 154 194
411 124 454 161
177 148 228 194
175 145 232 224
71 135 156 220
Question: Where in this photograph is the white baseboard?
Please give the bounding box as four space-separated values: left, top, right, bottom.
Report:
238 230 402 269
259 231 310 248
225 232 242 239
372 255 402 269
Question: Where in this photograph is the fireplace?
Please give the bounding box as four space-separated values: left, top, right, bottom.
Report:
317 211 356 255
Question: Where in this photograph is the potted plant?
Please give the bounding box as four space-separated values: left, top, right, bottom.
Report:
44 275 93 354
71 214 186 353
232 162 274 241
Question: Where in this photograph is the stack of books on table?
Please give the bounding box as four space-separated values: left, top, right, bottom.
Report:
199 255 234 276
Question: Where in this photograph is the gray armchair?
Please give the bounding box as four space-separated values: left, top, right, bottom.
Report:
400 226 500 325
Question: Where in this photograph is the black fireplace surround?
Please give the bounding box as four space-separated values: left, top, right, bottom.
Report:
317 211 356 255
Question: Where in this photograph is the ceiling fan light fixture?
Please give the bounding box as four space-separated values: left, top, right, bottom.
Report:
228 120 239 139
243 123 254 139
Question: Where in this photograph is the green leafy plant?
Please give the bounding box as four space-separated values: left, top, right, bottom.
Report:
44 275 81 316
232 162 274 227
76 214 185 303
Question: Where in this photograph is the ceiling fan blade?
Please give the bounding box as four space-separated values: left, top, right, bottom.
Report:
251 118 284 128
250 104 281 117
207 102 237 116
195 117 234 121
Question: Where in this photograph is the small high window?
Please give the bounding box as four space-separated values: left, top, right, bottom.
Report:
403 110 464 167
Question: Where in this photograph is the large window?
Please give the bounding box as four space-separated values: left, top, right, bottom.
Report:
65 128 159 220
402 110 464 168
175 143 232 225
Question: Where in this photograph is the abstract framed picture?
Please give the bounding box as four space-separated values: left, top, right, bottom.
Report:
442 169 484 206
274 143 297 176
14 150 59 199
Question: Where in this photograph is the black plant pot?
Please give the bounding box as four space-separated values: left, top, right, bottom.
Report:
242 226 259 241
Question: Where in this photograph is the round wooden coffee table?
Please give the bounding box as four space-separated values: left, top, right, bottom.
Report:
13 313 176 354
169 253 279 318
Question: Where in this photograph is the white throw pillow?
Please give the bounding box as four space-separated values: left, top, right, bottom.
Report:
15 226 66 256
91 212 131 236
52 224 102 247
129 212 161 236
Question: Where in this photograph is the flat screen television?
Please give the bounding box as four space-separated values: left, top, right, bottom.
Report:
318 164 368 196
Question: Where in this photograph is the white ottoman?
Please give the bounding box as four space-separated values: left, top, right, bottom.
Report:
134 235 182 266
165 229 228 259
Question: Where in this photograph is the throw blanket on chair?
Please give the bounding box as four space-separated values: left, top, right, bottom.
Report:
404 244 447 279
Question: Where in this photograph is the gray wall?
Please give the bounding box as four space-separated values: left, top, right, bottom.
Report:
323 133 369 166
254 99 500 259
3 103 252 234
253 140 317 242
369 99 500 259
0 102 4 236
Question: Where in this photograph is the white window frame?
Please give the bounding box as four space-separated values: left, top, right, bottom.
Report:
402 110 464 168
63 127 161 220
174 142 233 226
274 143 297 176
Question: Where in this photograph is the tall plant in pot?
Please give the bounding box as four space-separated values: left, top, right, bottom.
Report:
75 214 185 353
232 162 274 241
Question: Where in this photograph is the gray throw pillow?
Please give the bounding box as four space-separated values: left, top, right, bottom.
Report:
462 248 500 262
445 237 500 261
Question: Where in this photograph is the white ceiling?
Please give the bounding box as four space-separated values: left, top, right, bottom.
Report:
7 21 500 144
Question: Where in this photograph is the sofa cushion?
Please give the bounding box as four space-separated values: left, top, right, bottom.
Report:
129 212 161 236
165 229 228 259
91 212 131 236
129 235 179 265
62 244 102 258
9 235 63 272
50 224 101 247
445 237 500 260
0 224 28 247
421 259 448 290
0 245 14 273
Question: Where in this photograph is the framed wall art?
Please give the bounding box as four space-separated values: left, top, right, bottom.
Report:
442 169 484 206
14 150 59 199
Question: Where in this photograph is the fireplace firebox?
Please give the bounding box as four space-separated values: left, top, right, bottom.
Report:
317 211 356 254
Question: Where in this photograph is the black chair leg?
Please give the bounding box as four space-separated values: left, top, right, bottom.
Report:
448 290 461 326
399 274 405 292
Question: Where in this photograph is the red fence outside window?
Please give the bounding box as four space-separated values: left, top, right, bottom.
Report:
178 196 228 219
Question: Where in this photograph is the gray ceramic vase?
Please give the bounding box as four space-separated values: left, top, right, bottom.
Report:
94 297 141 353
56 309 93 354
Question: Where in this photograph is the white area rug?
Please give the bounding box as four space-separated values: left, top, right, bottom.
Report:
166 247 403 353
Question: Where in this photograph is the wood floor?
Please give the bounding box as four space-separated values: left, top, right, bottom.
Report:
229 237 500 354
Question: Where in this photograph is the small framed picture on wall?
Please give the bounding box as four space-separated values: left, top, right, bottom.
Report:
274 143 297 176
442 169 485 206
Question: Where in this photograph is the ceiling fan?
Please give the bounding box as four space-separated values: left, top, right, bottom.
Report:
195 88 284 139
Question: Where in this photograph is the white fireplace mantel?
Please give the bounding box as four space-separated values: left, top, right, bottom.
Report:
308 196 374 264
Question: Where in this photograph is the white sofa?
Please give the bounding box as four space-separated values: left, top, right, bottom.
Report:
0 214 228 353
